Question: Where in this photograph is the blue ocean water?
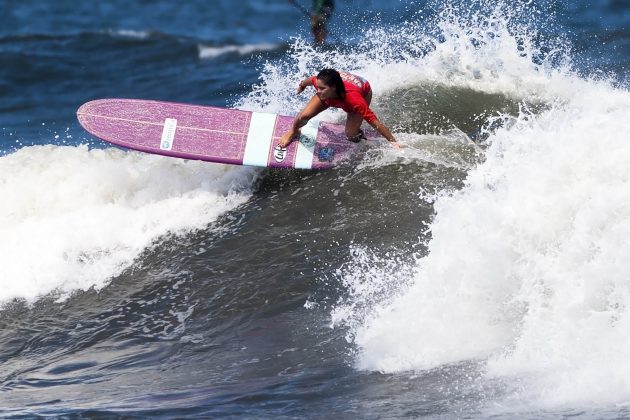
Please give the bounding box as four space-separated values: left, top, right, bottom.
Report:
1 0 630 418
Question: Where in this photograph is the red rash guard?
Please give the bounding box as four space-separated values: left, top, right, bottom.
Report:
310 72 377 124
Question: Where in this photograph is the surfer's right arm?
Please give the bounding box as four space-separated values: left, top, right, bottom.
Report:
278 78 313 148
297 76 314 94
278 111 312 148
279 86 327 148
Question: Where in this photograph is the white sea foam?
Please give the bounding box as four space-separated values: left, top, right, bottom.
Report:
350 81 630 407
0 145 258 304
198 42 279 59
107 29 153 39
235 0 570 117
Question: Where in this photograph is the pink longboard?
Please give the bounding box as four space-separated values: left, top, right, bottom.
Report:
77 99 375 170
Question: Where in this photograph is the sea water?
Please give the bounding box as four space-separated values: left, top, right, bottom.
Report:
1 0 629 417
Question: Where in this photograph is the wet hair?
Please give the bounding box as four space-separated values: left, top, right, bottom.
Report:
317 69 346 100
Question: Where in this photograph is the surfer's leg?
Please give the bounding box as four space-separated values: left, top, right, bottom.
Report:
344 90 372 142
345 113 364 141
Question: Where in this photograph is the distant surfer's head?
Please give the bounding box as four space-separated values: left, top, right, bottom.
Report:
316 69 346 100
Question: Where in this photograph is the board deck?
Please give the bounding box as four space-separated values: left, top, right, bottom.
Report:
77 99 376 169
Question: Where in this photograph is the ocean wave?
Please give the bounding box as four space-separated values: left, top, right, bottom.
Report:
247 0 630 409
349 80 630 406
0 145 260 304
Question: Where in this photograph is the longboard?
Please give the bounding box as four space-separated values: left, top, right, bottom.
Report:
77 99 375 169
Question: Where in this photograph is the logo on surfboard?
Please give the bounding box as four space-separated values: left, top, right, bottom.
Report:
299 134 315 148
317 146 335 162
274 145 287 162
159 118 177 151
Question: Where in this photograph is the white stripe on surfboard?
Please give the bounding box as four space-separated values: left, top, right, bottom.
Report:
243 112 277 167
294 119 318 169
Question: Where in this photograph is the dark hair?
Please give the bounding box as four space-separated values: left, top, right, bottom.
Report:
317 69 346 100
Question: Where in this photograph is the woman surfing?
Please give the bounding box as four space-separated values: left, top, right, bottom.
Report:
278 69 401 149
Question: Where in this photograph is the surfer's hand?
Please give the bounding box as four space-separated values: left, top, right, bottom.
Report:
297 82 306 94
390 141 403 149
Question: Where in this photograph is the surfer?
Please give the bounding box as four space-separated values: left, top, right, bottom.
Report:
310 0 334 44
278 68 401 149
288 0 334 44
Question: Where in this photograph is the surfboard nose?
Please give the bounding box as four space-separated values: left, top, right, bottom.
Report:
77 99 103 116
76 99 111 133
77 100 100 122
77 99 113 127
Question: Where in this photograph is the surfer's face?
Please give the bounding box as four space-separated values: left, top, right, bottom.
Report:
315 79 336 100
